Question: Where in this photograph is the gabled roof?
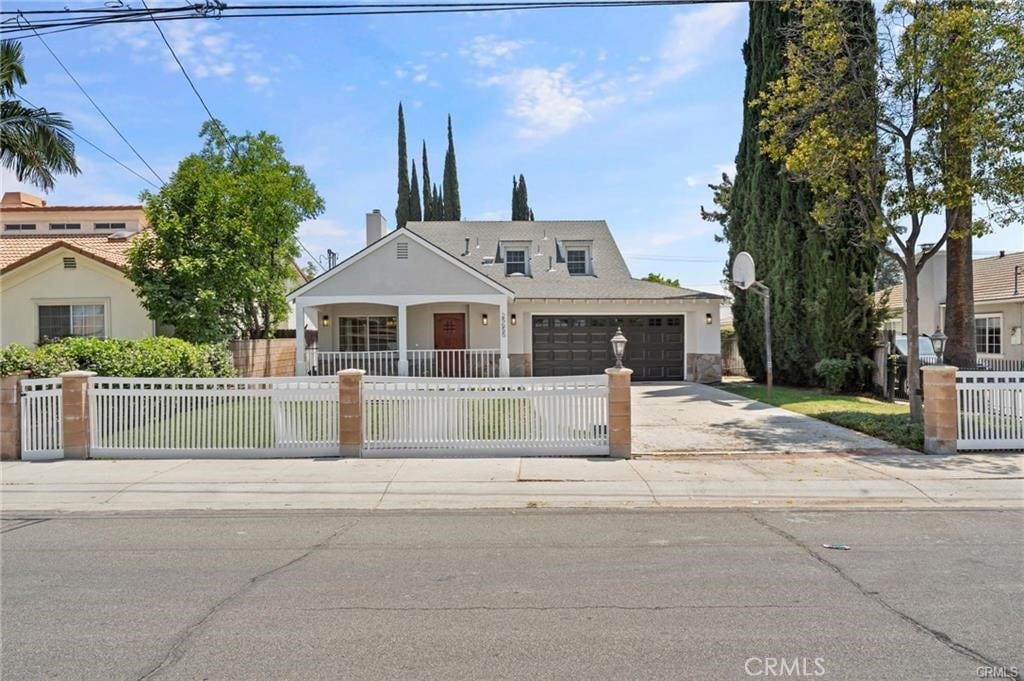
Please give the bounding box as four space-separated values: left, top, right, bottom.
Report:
408 220 726 300
877 250 1024 308
289 226 515 299
0 234 139 274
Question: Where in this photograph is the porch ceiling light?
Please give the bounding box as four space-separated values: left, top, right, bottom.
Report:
482 313 489 326
611 326 627 369
321 314 330 328
930 327 947 361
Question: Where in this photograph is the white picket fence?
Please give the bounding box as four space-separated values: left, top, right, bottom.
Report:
956 372 1024 451
20 378 63 461
362 375 609 456
88 376 339 458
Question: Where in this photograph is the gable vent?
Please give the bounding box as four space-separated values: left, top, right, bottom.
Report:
396 242 409 259
63 257 77 269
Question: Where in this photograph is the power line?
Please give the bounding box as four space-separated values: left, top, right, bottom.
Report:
16 12 166 186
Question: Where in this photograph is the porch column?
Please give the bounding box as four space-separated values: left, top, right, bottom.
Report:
499 298 510 377
397 303 409 376
295 299 306 376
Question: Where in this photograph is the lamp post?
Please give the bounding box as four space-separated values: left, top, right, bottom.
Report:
930 328 947 365
610 326 627 369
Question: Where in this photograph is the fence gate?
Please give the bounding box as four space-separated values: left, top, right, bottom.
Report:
20 378 63 460
956 372 1024 451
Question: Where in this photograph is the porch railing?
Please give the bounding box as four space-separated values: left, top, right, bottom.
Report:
305 349 501 377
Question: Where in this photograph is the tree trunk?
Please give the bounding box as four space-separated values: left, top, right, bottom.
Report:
943 218 975 369
904 268 923 422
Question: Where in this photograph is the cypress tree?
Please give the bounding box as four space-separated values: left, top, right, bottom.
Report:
512 173 532 220
432 183 443 220
396 103 410 229
421 141 433 220
511 176 519 219
409 160 422 222
442 115 461 220
726 1 878 387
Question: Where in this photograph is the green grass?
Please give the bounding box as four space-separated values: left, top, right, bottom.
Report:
718 383 923 451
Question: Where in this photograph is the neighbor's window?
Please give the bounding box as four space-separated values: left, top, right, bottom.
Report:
505 249 527 276
4 223 36 231
338 316 397 352
37 304 105 342
566 248 589 275
49 223 81 231
94 222 127 230
976 315 1002 355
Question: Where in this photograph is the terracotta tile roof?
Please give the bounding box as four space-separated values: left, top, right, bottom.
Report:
0 233 139 273
875 250 1024 308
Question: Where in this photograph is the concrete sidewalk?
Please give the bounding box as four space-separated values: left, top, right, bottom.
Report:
2 452 1021 512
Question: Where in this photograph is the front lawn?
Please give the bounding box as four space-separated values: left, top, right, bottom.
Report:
718 383 923 450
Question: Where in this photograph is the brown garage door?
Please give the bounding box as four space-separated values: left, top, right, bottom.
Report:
531 315 685 380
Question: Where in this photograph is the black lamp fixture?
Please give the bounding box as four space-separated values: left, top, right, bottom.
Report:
705 312 713 325
610 326 628 369
511 313 517 326
930 327 947 363
482 313 489 326
321 314 330 328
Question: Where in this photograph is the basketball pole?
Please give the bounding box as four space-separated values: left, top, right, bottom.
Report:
750 282 773 398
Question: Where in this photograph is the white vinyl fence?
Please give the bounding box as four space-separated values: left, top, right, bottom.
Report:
956 372 1024 451
20 378 63 461
88 377 339 458
362 375 609 456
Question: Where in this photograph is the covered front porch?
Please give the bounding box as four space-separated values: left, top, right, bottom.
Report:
295 294 511 377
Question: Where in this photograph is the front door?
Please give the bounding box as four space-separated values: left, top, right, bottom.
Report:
433 313 466 376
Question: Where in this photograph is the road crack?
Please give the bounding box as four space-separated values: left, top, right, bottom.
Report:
135 519 359 681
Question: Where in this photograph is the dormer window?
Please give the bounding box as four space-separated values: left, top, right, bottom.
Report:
566 247 590 275
505 249 527 276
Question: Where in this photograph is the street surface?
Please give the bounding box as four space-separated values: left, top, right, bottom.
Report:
2 509 1021 680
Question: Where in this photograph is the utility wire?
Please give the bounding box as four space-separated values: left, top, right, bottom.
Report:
15 12 166 186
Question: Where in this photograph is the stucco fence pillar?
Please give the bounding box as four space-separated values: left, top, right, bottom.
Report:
61 370 96 459
0 372 28 460
338 369 365 458
922 365 957 455
605 367 633 458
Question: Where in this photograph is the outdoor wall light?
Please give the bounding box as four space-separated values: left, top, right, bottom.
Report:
482 313 489 326
511 313 517 326
930 327 947 363
705 313 713 325
610 326 628 369
321 314 330 328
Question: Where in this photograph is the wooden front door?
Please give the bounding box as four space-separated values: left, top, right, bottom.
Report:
433 313 466 376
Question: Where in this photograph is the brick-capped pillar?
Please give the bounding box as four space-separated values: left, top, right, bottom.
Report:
0 372 27 460
605 367 633 458
60 370 96 459
922 365 957 455
338 369 365 458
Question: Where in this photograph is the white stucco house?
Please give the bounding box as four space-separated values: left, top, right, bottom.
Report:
290 211 726 382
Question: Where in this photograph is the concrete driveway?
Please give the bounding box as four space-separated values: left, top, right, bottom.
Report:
632 382 898 454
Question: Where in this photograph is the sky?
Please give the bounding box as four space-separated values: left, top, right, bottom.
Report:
3 1 1022 294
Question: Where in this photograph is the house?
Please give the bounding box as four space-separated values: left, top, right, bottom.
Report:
878 248 1024 365
0 191 155 346
290 211 726 382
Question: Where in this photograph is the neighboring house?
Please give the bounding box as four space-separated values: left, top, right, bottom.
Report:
290 211 726 382
0 191 154 347
877 248 1024 364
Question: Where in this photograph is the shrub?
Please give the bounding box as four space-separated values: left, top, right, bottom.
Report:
813 358 855 393
0 337 235 378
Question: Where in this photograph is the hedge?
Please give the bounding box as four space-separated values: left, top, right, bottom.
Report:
0 337 235 379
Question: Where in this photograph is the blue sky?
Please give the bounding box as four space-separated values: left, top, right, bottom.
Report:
4 1 1021 293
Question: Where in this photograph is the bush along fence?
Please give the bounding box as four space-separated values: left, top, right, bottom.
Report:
4 369 632 460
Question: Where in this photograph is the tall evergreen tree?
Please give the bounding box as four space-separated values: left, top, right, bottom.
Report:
421 141 433 220
512 173 533 220
409 160 422 222
432 183 443 220
724 1 878 387
395 103 410 228
442 115 461 220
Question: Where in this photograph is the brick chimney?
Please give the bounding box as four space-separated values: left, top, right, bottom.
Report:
1 192 46 208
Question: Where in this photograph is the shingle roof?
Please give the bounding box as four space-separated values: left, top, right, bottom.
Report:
0 234 139 273
876 250 1024 307
0 204 142 211
407 220 726 300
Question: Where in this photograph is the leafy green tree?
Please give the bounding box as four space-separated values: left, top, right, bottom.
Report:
409 160 422 222
442 115 461 219
395 103 411 228
874 250 902 290
700 173 733 242
421 141 433 220
0 39 79 191
642 273 680 287
755 0 1024 419
127 121 324 343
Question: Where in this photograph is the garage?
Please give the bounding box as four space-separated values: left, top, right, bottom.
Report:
531 315 685 380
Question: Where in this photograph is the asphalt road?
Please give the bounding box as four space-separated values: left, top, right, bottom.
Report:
2 509 1021 681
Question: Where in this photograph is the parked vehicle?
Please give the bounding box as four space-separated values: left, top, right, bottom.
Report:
891 336 938 398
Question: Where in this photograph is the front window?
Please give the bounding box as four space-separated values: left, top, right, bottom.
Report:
49 223 81 231
505 249 527 276
4 223 36 231
338 316 397 352
95 222 127 230
38 304 105 343
566 248 589 275
976 316 1002 355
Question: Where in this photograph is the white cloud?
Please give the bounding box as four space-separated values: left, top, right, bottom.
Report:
653 4 741 84
413 72 428 83
685 176 698 187
461 35 527 67
394 68 408 79
246 73 270 90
